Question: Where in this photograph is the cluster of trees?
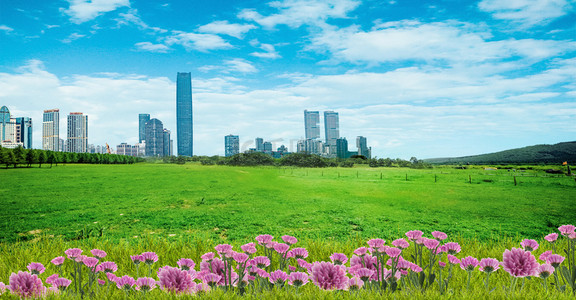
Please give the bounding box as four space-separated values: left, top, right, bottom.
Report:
0 146 143 168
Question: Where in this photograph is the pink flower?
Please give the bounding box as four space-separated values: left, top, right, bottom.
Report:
392 239 410 249
544 233 558 243
502 248 539 277
64 248 82 259
27 263 45 275
268 270 288 285
405 230 423 241
447 255 460 265
439 261 446 268
53 278 72 291
288 272 309 287
432 231 448 240
201 252 215 261
75 255 86 263
330 253 348 265
311 262 349 290
241 243 257 254
546 254 565 268
46 274 59 285
130 255 144 264
384 269 401 282
98 279 105 286
385 247 402 258
289 248 309 259
116 275 136 291
355 268 375 282
281 235 298 245
297 259 312 271
353 247 369 256
9 271 46 298
135 277 157 292
83 257 99 269
214 244 233 255
367 238 385 248
177 259 195 271
558 225 575 236
90 249 107 259
569 232 576 240
106 273 119 282
141 252 158 265
520 239 539 252
423 238 440 250
96 261 118 273
51 256 65 266
256 268 269 278
273 243 290 254
460 256 479 271
0 282 6 295
442 242 461 255
410 263 423 273
252 256 271 268
203 273 222 287
157 266 195 293
255 234 274 246
479 258 500 273
233 252 249 264
537 264 555 279
539 251 553 262
348 277 364 290
195 282 211 293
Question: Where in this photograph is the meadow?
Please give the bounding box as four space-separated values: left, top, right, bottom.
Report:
0 163 575 298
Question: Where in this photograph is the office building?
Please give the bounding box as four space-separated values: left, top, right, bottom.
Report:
176 72 193 156
163 128 172 156
139 113 150 143
324 111 339 153
304 110 320 140
336 137 349 159
225 134 239 157
0 106 21 148
15 117 32 149
145 118 164 156
67 112 88 153
263 141 272 154
356 136 371 159
117 143 139 156
43 109 60 151
255 137 264 152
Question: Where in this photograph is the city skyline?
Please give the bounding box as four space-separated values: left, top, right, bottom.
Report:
1 1 575 159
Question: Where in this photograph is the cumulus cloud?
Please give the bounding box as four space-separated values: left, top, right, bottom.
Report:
62 0 130 24
251 43 281 59
478 0 575 28
197 21 256 39
116 9 168 33
165 31 233 52
135 41 170 53
225 59 258 73
0 25 14 33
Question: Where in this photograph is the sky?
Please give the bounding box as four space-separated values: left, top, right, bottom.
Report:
0 0 575 159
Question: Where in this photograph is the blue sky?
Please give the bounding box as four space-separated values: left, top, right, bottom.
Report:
0 0 575 158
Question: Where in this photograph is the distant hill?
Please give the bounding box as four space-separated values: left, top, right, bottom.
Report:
425 142 576 164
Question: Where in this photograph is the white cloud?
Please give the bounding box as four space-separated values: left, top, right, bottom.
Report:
239 0 360 28
251 43 281 59
478 0 575 28
116 9 168 33
63 0 130 24
0 25 14 33
197 21 256 39
62 32 86 43
225 59 258 73
165 31 233 52
135 42 170 53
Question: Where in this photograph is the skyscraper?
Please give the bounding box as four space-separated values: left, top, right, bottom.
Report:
324 111 340 153
67 112 88 153
225 134 239 157
145 118 164 156
0 106 20 148
163 128 172 156
176 72 193 156
43 109 59 151
139 113 150 143
15 117 32 149
336 137 349 159
255 137 264 152
304 110 320 139
356 136 371 159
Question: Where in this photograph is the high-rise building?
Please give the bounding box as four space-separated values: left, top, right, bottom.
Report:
225 135 239 157
43 109 60 151
356 136 371 159
263 141 272 154
67 112 88 153
304 110 320 140
117 143 139 156
176 72 193 156
0 106 21 148
145 118 164 156
163 129 172 156
139 113 150 143
324 111 339 153
336 137 349 159
255 137 264 152
15 117 32 149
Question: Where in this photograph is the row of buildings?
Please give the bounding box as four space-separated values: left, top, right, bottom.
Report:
42 109 90 153
0 106 32 149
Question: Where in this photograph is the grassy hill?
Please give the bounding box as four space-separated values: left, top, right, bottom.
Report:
425 141 576 164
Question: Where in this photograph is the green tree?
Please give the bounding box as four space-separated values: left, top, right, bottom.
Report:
39 151 48 168
12 146 25 167
25 149 37 167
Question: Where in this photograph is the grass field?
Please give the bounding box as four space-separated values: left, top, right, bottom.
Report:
1 163 574 243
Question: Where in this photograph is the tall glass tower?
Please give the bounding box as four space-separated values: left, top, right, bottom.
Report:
67 112 88 153
138 113 150 143
304 110 320 140
43 109 59 151
324 111 340 150
176 72 193 156
145 118 164 157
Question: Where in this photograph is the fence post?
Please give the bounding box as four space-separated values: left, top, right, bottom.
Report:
514 176 517 186
435 174 437 183
469 175 471 184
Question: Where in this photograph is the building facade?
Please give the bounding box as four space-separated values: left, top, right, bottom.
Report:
324 111 339 153
15 117 32 149
176 72 193 156
356 136 371 159
139 113 150 143
336 137 349 159
225 134 239 157
304 110 320 140
117 143 139 156
43 109 60 151
163 129 172 156
67 112 88 153
145 118 164 156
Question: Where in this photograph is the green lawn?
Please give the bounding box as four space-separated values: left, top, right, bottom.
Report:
1 163 574 243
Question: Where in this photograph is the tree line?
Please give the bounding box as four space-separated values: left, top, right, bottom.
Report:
0 145 144 168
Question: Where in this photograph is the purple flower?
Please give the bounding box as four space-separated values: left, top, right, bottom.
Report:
546 254 565 268
27 263 45 275
432 231 448 240
90 249 107 259
297 259 312 271
405 230 423 241
460 256 479 271
558 224 575 236
353 247 369 256
410 263 423 273
83 257 99 269
442 242 461 255
203 273 222 287
241 243 257 254
479 258 500 273
502 248 539 277
53 278 72 291
157 266 195 294
51 256 65 266
46 274 59 285
96 261 118 273
233 252 249 264
447 255 460 265
423 238 440 250
116 275 136 291
520 239 539 252
439 261 446 268
130 255 144 264
177 259 196 271
214 244 233 255
64 248 82 259
0 282 6 295
98 279 105 286
355 268 375 282
9 271 46 298
349 277 364 290
287 272 309 287
255 234 274 246
367 238 385 249
544 233 558 243
201 252 215 261
268 270 288 285
106 273 119 283
385 247 402 258
539 250 553 262
135 277 157 292
273 243 290 254
330 253 348 265
141 252 158 265
311 262 349 290
289 247 309 259
537 264 555 279
281 235 298 245
392 239 410 249
252 256 271 268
